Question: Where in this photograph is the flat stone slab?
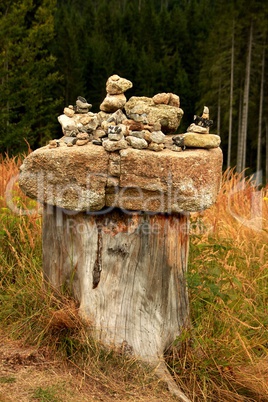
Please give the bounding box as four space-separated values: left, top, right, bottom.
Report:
19 142 222 213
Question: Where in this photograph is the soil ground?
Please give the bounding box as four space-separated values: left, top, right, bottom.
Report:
0 331 176 402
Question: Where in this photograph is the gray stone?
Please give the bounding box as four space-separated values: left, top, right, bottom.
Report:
151 131 165 144
107 109 127 124
64 129 78 137
170 144 182 152
187 123 208 134
77 125 88 133
130 130 146 139
76 107 90 114
126 136 148 149
108 125 124 141
172 135 184 147
97 111 111 124
76 96 92 112
108 131 124 141
125 96 183 133
63 137 77 145
192 107 213 132
102 138 128 151
58 114 77 132
92 139 103 146
84 117 99 132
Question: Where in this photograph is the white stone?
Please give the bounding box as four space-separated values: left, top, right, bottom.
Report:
187 123 208 134
108 131 124 141
58 114 77 131
64 107 75 117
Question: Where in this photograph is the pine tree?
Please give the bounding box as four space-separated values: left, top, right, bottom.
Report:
198 0 268 176
0 0 61 154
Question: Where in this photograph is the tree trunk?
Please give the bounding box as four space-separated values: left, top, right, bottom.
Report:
236 89 242 170
42 206 190 363
217 78 221 137
227 22 234 169
237 22 253 173
256 44 265 185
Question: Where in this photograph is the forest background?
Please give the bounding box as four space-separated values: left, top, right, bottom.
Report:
0 0 267 182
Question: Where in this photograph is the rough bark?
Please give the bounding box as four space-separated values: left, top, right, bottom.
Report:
237 22 253 173
256 44 265 185
217 77 221 137
42 206 190 363
227 22 234 169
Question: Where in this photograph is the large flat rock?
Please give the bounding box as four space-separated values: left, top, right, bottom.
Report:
19 142 222 213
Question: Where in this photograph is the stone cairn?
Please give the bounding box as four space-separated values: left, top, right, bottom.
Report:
53 74 220 152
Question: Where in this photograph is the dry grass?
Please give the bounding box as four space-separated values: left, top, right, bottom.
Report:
176 168 268 401
0 156 268 401
0 154 176 401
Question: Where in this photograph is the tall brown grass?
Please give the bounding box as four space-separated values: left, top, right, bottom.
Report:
171 168 268 401
0 156 268 401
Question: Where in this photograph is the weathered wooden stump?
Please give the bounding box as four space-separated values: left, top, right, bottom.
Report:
42 207 190 361
19 141 222 399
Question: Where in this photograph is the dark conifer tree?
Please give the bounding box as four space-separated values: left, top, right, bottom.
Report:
0 0 61 154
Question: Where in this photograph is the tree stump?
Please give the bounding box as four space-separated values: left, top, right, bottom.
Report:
42 207 190 361
19 142 222 399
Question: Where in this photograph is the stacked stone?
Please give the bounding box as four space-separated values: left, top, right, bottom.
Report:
118 91 183 152
99 109 129 152
123 120 165 151
100 74 133 113
124 94 183 134
101 119 167 152
55 75 183 152
54 74 220 153
172 106 221 150
55 97 98 148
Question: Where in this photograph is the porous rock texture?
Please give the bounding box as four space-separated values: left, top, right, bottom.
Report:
19 140 223 213
124 96 184 133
